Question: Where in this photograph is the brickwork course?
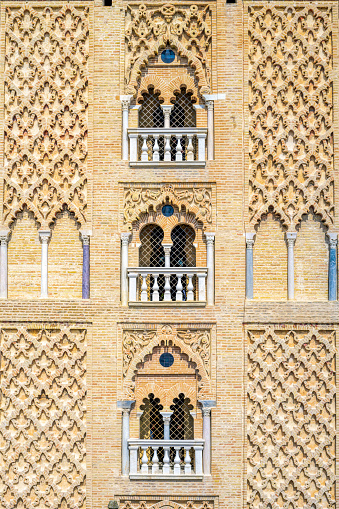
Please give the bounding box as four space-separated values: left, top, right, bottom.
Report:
0 1 338 509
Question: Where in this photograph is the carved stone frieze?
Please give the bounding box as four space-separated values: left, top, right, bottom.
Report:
0 325 87 509
3 5 89 228
248 6 334 230
115 496 218 509
121 324 212 400
247 325 335 509
123 183 213 229
125 3 212 95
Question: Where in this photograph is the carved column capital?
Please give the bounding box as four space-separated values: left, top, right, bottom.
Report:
117 400 135 414
205 99 214 111
39 230 51 244
0 229 10 246
120 94 133 111
121 232 132 246
246 232 256 249
204 232 215 246
80 230 92 246
286 231 297 247
160 411 172 425
327 232 338 249
162 243 172 256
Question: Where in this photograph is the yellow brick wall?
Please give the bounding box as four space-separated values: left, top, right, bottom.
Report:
253 214 288 300
48 211 83 299
8 212 40 299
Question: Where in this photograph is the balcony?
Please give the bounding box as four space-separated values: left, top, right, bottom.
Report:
127 267 208 306
128 128 207 166
128 439 204 480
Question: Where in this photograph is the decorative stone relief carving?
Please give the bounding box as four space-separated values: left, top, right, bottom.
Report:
3 5 89 228
115 495 217 509
247 326 335 509
248 6 334 230
125 3 212 95
0 325 87 509
122 324 212 399
123 183 212 229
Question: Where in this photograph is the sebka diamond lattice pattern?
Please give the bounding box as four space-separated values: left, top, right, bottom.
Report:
3 4 89 228
0 325 87 509
247 326 336 509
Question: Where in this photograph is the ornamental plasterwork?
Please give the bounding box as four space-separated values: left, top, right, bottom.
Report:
115 496 218 509
248 6 334 230
121 324 212 399
125 3 212 96
0 325 87 509
123 183 213 229
3 5 89 229
247 325 335 509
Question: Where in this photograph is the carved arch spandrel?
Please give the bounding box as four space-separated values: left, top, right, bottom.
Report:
137 74 199 104
125 3 212 96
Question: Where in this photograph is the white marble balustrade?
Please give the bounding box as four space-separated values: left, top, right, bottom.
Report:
128 128 207 163
127 267 207 303
128 439 204 478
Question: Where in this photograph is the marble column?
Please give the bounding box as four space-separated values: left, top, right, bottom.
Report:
205 100 214 160
0 229 10 299
80 231 91 299
117 400 135 476
161 105 173 128
39 230 51 298
327 232 337 301
205 233 215 305
286 232 297 300
121 95 133 161
245 232 256 299
121 232 131 306
160 411 172 440
199 400 216 475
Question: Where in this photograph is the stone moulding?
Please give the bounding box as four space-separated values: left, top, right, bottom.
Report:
123 183 213 230
248 5 334 230
247 325 336 509
3 4 89 229
114 496 218 509
125 2 212 96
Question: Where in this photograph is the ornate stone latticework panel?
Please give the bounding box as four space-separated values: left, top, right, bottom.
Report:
115 496 218 509
247 326 336 509
0 325 87 509
119 323 215 401
123 183 213 230
125 3 212 95
3 4 89 228
248 6 334 230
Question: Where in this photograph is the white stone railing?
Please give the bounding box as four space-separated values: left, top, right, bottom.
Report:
128 439 204 478
127 267 207 303
128 128 207 163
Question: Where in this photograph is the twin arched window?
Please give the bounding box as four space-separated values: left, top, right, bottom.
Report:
139 87 196 128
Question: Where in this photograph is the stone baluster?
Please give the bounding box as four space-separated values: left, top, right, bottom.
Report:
152 447 159 474
173 447 181 475
140 274 148 301
80 230 91 299
187 274 194 301
141 446 148 474
245 232 255 299
199 400 216 475
327 232 337 301
121 95 132 161
186 134 194 161
117 400 134 476
128 272 138 302
121 232 131 306
164 275 171 301
153 135 160 162
161 412 172 440
152 273 159 301
39 230 51 298
163 446 170 475
176 273 183 301
141 134 149 161
164 135 171 161
129 133 138 162
286 232 297 300
184 447 192 474
0 229 10 299
197 272 206 302
205 233 215 305
175 135 183 161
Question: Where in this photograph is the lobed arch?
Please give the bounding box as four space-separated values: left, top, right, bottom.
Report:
136 215 200 244
123 336 211 401
136 382 196 412
137 74 199 105
126 36 211 97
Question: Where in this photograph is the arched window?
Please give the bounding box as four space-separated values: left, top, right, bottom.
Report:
139 224 165 267
170 393 194 440
170 87 196 128
170 224 196 267
139 88 164 128
140 393 164 440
